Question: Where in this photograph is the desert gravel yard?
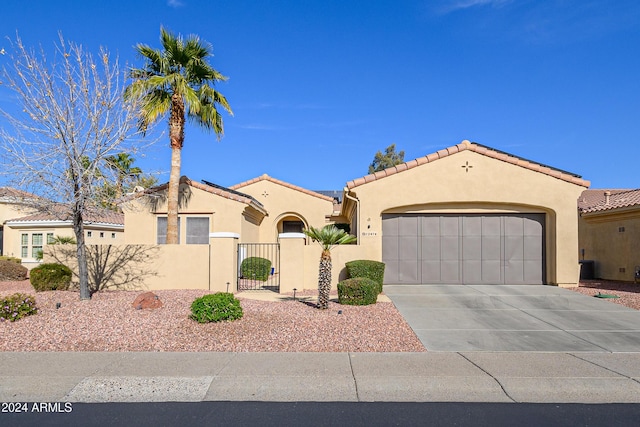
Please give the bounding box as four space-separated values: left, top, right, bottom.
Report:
569 280 640 310
0 280 425 352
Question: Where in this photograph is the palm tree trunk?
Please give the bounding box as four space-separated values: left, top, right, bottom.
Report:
166 146 181 244
166 94 185 244
317 250 332 309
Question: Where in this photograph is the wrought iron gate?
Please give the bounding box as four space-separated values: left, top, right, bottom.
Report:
237 243 280 292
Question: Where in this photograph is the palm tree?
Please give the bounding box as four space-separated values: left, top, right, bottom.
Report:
304 225 357 309
105 153 143 199
125 27 232 244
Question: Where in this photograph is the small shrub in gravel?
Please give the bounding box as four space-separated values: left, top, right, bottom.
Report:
30 263 72 292
190 293 243 323
337 277 378 306
345 260 385 294
0 259 28 281
240 257 272 282
0 293 38 322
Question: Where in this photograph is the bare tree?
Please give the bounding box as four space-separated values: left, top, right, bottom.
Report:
0 34 154 300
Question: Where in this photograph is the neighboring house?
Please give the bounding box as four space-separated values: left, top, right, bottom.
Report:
578 188 640 281
0 187 40 257
3 208 124 269
119 140 590 290
341 140 590 287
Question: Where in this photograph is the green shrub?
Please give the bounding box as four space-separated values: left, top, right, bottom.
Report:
190 293 243 323
345 260 385 293
29 263 72 291
337 277 378 306
0 256 22 264
240 257 272 282
0 293 38 322
0 259 28 281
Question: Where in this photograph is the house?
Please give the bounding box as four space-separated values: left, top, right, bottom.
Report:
3 208 124 269
117 140 590 292
0 187 39 256
578 188 640 281
341 140 589 287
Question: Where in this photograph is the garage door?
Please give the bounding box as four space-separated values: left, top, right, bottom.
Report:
382 214 545 284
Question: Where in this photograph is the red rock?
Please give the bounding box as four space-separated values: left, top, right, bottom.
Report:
132 292 163 310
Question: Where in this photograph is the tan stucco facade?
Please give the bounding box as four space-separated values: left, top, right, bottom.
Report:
579 207 640 281
230 175 335 242
342 142 589 287
122 180 264 245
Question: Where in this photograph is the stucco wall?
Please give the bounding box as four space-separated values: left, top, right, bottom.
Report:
235 179 334 242
579 209 640 281
348 150 586 286
122 184 260 244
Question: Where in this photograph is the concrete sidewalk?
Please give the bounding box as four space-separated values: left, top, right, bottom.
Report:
2 352 640 403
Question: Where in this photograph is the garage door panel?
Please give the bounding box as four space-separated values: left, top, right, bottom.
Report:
441 236 459 260
382 216 399 236
504 216 523 235
441 260 460 282
441 217 459 235
523 260 542 283
463 216 482 236
399 217 418 235
421 260 441 282
462 235 481 259
382 236 399 261
421 236 440 259
463 260 481 282
482 260 502 283
482 236 501 260
523 236 542 260
421 216 440 235
384 260 400 283
398 260 419 283
523 215 543 235
398 236 418 259
482 216 501 235
505 260 524 282
505 235 524 260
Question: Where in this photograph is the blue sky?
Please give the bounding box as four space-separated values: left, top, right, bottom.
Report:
1 0 639 191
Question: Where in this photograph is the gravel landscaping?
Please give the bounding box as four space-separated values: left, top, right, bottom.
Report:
0 280 425 352
569 280 640 310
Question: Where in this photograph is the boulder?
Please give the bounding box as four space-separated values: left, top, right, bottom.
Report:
132 292 163 310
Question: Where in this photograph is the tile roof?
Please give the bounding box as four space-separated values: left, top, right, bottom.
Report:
6 207 124 226
0 187 40 202
121 176 267 215
346 140 591 189
230 174 336 202
579 189 640 214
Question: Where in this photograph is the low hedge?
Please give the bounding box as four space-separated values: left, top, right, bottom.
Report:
337 277 378 306
240 257 272 282
0 256 22 264
0 259 28 281
345 260 385 293
29 263 72 292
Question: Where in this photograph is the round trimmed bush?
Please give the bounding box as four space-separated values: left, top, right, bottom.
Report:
337 277 378 306
190 293 243 323
29 263 72 291
0 259 28 281
240 257 272 282
345 260 385 294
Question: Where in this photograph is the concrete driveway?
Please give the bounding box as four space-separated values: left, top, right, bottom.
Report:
384 284 640 352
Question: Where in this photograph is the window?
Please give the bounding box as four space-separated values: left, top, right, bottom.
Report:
157 217 181 244
186 217 210 244
31 233 43 258
87 231 92 238
21 234 28 258
111 233 116 239
283 220 304 233
99 232 104 238
47 233 55 244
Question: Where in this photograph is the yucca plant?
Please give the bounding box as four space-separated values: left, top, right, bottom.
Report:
304 225 357 309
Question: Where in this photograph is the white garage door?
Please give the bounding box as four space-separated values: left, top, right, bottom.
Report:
382 214 545 284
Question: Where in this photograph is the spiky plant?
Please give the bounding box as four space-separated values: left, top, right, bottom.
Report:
304 225 357 309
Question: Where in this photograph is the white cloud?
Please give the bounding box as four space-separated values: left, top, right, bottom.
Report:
438 0 513 14
167 0 185 8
